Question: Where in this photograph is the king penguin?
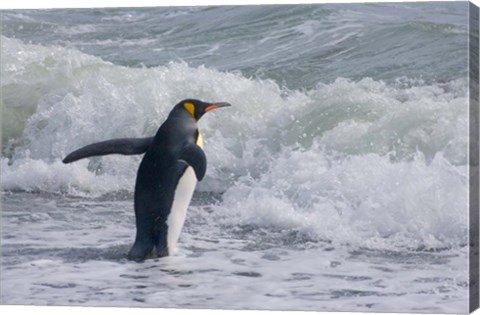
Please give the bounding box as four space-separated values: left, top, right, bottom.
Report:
63 99 231 261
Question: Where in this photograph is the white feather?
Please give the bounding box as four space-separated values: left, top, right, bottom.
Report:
165 130 203 255
166 166 197 255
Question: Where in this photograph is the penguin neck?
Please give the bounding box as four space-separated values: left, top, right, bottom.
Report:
169 107 198 122
153 109 199 144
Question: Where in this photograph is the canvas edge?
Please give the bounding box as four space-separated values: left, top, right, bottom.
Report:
470 1 480 313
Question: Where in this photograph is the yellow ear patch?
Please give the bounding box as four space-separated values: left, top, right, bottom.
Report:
183 102 195 119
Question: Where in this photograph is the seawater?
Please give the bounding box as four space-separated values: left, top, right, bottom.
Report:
0 2 473 313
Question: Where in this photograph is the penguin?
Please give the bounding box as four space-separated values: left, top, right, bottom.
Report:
63 99 231 260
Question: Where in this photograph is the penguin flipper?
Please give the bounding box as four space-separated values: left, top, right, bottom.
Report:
63 137 154 163
179 143 207 181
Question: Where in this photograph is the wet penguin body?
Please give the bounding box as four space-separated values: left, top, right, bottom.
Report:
129 102 206 260
63 99 230 261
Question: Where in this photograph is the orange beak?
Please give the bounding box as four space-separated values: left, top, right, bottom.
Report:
205 102 231 112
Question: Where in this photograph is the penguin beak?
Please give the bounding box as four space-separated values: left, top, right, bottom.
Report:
205 102 231 112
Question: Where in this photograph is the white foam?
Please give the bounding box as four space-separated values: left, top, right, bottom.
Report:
215 146 468 251
1 37 470 250
0 157 133 195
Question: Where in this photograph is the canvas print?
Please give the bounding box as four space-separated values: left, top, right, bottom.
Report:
0 1 479 313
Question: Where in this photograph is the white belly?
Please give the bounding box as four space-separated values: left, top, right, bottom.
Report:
166 166 197 255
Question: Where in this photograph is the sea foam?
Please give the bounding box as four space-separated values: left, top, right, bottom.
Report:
1 36 470 250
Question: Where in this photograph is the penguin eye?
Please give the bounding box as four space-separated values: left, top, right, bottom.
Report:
183 102 196 118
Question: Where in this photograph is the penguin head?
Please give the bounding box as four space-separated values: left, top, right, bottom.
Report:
175 99 231 121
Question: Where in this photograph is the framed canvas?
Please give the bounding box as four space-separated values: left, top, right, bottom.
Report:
1 1 479 314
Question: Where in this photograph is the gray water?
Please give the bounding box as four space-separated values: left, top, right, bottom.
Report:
0 2 474 313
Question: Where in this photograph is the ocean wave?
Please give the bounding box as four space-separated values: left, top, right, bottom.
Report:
1 37 470 250
213 145 468 251
2 36 468 184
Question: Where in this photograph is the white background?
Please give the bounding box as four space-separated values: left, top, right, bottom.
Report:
0 1 479 315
